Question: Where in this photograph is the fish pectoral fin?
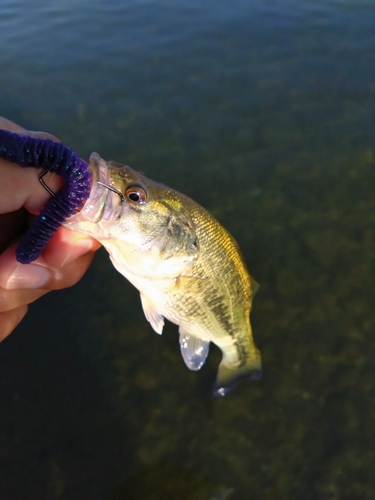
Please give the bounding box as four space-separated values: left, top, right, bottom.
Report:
179 328 210 371
213 351 262 397
140 293 164 335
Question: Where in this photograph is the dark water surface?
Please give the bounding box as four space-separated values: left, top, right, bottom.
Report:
1 0 375 498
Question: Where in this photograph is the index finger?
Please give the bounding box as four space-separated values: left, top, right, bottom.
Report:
0 161 64 215
0 117 59 141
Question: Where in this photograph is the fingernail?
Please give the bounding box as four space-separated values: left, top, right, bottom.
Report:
60 238 95 266
5 264 51 290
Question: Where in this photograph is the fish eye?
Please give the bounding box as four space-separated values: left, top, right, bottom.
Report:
125 185 147 203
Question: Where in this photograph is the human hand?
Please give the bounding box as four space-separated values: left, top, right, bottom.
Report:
0 117 101 341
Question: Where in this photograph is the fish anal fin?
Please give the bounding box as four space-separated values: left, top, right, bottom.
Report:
250 275 260 296
213 351 262 397
179 328 210 371
140 293 164 335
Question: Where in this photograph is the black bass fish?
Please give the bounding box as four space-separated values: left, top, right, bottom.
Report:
65 153 262 396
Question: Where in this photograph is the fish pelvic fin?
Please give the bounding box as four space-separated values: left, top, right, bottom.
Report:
179 328 210 371
140 293 164 335
213 350 262 397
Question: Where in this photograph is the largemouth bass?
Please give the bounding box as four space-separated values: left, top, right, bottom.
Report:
65 153 262 396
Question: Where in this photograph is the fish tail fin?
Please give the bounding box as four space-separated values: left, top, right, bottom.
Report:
213 351 262 397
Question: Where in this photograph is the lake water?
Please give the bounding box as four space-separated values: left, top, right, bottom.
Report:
1 0 375 498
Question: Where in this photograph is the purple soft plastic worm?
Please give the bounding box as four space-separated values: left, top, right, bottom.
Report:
0 129 92 264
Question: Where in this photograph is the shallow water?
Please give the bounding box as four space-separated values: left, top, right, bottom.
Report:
1 1 375 498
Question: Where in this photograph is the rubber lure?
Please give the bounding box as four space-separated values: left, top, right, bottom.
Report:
0 129 91 264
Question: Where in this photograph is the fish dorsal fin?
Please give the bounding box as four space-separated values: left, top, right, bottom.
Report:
140 293 164 334
179 329 210 371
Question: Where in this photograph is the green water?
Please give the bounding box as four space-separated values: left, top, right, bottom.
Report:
1 0 375 498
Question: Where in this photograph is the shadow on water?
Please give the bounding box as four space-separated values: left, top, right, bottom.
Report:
0 256 135 499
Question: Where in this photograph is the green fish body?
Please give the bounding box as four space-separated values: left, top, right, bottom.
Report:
65 153 261 396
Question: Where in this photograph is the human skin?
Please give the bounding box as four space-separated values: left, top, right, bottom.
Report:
0 117 101 341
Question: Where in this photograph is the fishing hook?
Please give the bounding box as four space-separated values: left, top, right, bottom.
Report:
97 181 125 204
38 178 125 205
39 169 56 197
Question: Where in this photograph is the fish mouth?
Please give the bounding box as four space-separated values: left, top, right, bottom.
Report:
66 152 112 224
